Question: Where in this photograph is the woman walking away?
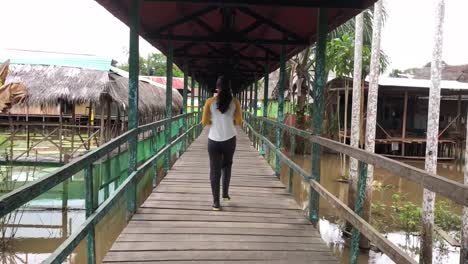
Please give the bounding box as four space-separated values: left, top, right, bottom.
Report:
202 76 242 211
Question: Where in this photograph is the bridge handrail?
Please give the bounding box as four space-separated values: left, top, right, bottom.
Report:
248 114 468 207
0 112 200 263
44 121 199 263
242 112 468 264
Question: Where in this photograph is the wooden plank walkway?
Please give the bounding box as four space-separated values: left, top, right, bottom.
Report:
103 129 337 264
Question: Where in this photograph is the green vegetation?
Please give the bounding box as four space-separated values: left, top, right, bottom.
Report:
118 53 184 77
370 183 462 235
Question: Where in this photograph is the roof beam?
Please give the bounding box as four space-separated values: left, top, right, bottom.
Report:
239 20 263 36
195 18 217 34
153 6 218 34
174 42 199 53
175 54 270 62
237 7 303 40
151 34 309 45
144 0 364 9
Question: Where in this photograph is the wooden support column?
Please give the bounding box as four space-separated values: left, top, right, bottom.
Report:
71 104 76 157
99 99 105 146
402 91 408 157
127 0 140 217
182 63 188 152
253 79 259 149
244 85 248 111
59 100 63 163
106 99 112 142
249 84 253 114
87 102 92 149
26 102 30 157
191 75 195 114
309 9 327 225
276 44 286 176
197 82 202 134
84 164 96 264
165 40 173 171
262 63 270 156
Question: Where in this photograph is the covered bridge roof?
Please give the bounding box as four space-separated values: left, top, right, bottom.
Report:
96 0 378 92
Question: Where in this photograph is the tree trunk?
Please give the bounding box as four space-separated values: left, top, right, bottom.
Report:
421 1 445 262
341 79 349 176
461 109 468 263
362 0 383 249
347 12 364 227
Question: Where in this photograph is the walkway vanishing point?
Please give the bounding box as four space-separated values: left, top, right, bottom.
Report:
103 129 338 264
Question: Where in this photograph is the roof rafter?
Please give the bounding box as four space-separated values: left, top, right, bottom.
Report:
151 34 309 45
153 6 218 34
237 7 303 40
144 0 364 9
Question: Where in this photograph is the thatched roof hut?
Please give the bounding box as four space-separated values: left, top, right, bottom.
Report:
5 64 183 115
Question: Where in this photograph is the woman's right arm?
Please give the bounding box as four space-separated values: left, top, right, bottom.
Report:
201 97 213 127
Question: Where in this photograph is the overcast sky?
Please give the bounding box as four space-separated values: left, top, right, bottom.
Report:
1 0 468 72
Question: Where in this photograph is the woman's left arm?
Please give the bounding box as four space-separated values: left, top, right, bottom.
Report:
233 98 243 126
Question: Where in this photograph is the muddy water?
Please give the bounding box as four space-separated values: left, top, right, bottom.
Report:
1 150 463 263
275 152 463 263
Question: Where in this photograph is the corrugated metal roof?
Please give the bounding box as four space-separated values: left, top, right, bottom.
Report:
0 49 112 71
379 77 468 90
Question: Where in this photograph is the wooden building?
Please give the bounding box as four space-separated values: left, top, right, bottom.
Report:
0 51 183 164
328 76 468 160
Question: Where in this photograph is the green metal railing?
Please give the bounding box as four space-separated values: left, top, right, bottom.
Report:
243 112 468 264
0 112 201 264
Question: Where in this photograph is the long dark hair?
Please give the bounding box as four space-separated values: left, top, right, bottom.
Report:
217 76 232 114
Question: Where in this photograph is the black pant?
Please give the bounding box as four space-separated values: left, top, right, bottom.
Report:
208 136 236 203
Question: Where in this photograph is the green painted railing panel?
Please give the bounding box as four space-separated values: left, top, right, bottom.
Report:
0 112 199 264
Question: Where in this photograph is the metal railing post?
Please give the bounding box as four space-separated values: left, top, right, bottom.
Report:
84 164 96 264
276 44 286 177
182 64 188 153
309 8 328 225
262 63 269 156
165 41 173 171
127 0 140 217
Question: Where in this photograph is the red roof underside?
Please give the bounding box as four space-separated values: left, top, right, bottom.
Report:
97 0 377 91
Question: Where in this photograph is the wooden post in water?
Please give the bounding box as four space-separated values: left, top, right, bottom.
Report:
348 12 364 221
402 91 408 157
421 1 445 262
309 9 327 225
127 0 140 217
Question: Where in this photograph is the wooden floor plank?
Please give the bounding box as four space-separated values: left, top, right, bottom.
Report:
103 129 337 263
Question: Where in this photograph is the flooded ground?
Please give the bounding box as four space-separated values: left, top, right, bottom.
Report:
0 147 463 263
275 152 463 263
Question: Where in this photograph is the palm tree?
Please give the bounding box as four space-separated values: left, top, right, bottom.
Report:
273 6 389 155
